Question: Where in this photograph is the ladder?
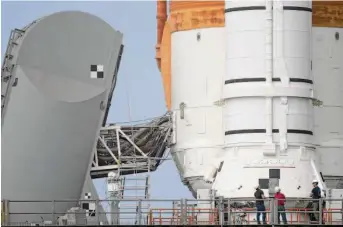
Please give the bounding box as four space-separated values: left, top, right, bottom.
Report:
1 29 24 126
120 161 151 225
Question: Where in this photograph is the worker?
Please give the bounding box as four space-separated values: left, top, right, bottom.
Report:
254 185 267 225
310 179 321 223
274 187 288 224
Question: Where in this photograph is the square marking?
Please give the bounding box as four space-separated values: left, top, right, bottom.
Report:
90 65 104 79
84 192 91 199
90 71 98 79
269 169 280 179
89 203 96 210
97 65 104 72
86 210 96 217
259 178 269 189
82 203 89 210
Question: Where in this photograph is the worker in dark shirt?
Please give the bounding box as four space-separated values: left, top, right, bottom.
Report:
310 179 321 222
274 187 288 224
254 185 267 225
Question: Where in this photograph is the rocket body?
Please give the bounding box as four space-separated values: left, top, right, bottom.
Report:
156 0 343 198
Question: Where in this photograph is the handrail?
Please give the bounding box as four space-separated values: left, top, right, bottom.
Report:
2 198 342 226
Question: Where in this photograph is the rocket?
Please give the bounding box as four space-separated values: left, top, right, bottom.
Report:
155 0 343 199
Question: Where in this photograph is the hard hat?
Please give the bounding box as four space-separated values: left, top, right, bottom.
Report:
275 186 281 192
254 185 260 190
108 171 119 179
312 179 318 183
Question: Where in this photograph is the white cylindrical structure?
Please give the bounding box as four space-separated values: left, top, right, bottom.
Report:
170 26 226 195
214 0 318 198
312 26 343 183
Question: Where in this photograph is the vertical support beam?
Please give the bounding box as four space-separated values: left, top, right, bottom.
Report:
51 200 55 225
96 199 100 225
270 199 275 224
184 199 188 225
1 201 4 226
1 200 4 226
319 198 323 225
227 198 231 225
180 199 186 225
137 199 142 225
5 200 10 226
273 198 278 225
218 196 224 226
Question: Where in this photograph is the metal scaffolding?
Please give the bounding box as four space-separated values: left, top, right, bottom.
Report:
90 113 172 179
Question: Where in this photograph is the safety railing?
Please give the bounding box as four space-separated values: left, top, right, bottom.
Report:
1 198 342 226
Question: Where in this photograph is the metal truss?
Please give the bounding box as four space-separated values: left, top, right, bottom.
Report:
90 113 172 179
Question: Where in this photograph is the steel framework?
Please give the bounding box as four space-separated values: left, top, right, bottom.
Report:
90 113 172 179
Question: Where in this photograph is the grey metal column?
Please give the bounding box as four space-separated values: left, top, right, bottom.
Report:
51 200 55 225
227 199 231 225
218 196 224 226
137 200 142 225
107 172 121 225
319 198 323 225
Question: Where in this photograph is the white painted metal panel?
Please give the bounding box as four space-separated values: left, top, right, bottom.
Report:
213 148 317 198
1 11 123 223
312 27 343 178
170 27 226 195
215 0 317 198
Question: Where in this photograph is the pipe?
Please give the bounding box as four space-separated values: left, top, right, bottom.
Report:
274 0 289 152
265 0 273 144
155 0 167 70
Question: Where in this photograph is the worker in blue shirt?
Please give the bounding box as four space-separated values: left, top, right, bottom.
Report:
310 179 321 222
254 185 267 225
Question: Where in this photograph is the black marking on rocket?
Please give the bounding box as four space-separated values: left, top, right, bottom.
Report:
283 6 312 12
225 129 313 135
225 6 266 13
218 161 224 172
259 179 269 189
225 78 266 84
269 169 280 179
286 129 313 135
225 129 266 135
225 77 313 84
289 78 313 84
225 5 312 13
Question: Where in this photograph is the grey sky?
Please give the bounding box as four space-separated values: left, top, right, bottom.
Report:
1 1 193 202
